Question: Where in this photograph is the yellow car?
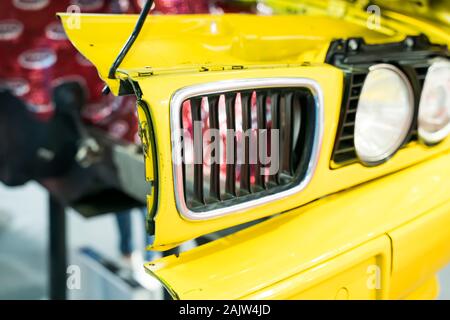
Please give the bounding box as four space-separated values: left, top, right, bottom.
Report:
60 0 450 299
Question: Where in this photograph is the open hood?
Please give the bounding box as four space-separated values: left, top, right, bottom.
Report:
367 0 449 26
264 0 449 27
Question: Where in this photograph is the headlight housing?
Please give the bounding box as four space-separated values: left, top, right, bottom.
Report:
354 64 415 165
418 59 450 145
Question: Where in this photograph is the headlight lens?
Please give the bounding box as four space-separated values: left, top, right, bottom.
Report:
354 64 414 165
418 59 450 145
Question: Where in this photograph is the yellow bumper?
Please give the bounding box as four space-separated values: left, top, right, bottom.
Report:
145 150 450 299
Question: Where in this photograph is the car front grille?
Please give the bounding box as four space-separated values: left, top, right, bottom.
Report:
170 78 322 219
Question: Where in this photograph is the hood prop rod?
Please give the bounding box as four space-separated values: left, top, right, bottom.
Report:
108 0 154 79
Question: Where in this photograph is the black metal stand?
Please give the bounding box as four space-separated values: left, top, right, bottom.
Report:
48 195 67 300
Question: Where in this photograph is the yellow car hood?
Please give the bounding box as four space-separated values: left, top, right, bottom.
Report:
59 13 411 94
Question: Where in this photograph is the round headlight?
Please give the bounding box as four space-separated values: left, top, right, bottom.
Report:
354 64 414 165
418 59 450 145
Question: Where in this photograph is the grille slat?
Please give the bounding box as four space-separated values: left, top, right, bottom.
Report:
335 147 356 155
255 92 267 190
269 91 280 186
225 94 237 197
208 95 220 201
240 91 252 194
339 135 354 141
343 122 355 127
280 92 293 179
415 66 429 90
190 97 204 204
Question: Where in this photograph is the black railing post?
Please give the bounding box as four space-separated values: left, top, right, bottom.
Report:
49 194 67 300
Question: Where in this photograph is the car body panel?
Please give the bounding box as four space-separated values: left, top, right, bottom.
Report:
136 67 450 250
145 150 450 299
242 235 391 300
59 12 450 249
389 200 450 299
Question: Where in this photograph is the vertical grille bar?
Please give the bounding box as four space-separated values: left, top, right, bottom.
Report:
256 92 267 189
181 101 194 207
218 95 227 199
240 91 252 194
292 93 303 168
208 95 220 201
235 93 243 197
414 65 429 90
280 92 293 178
190 97 204 204
202 98 211 202
225 93 236 196
269 91 280 186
